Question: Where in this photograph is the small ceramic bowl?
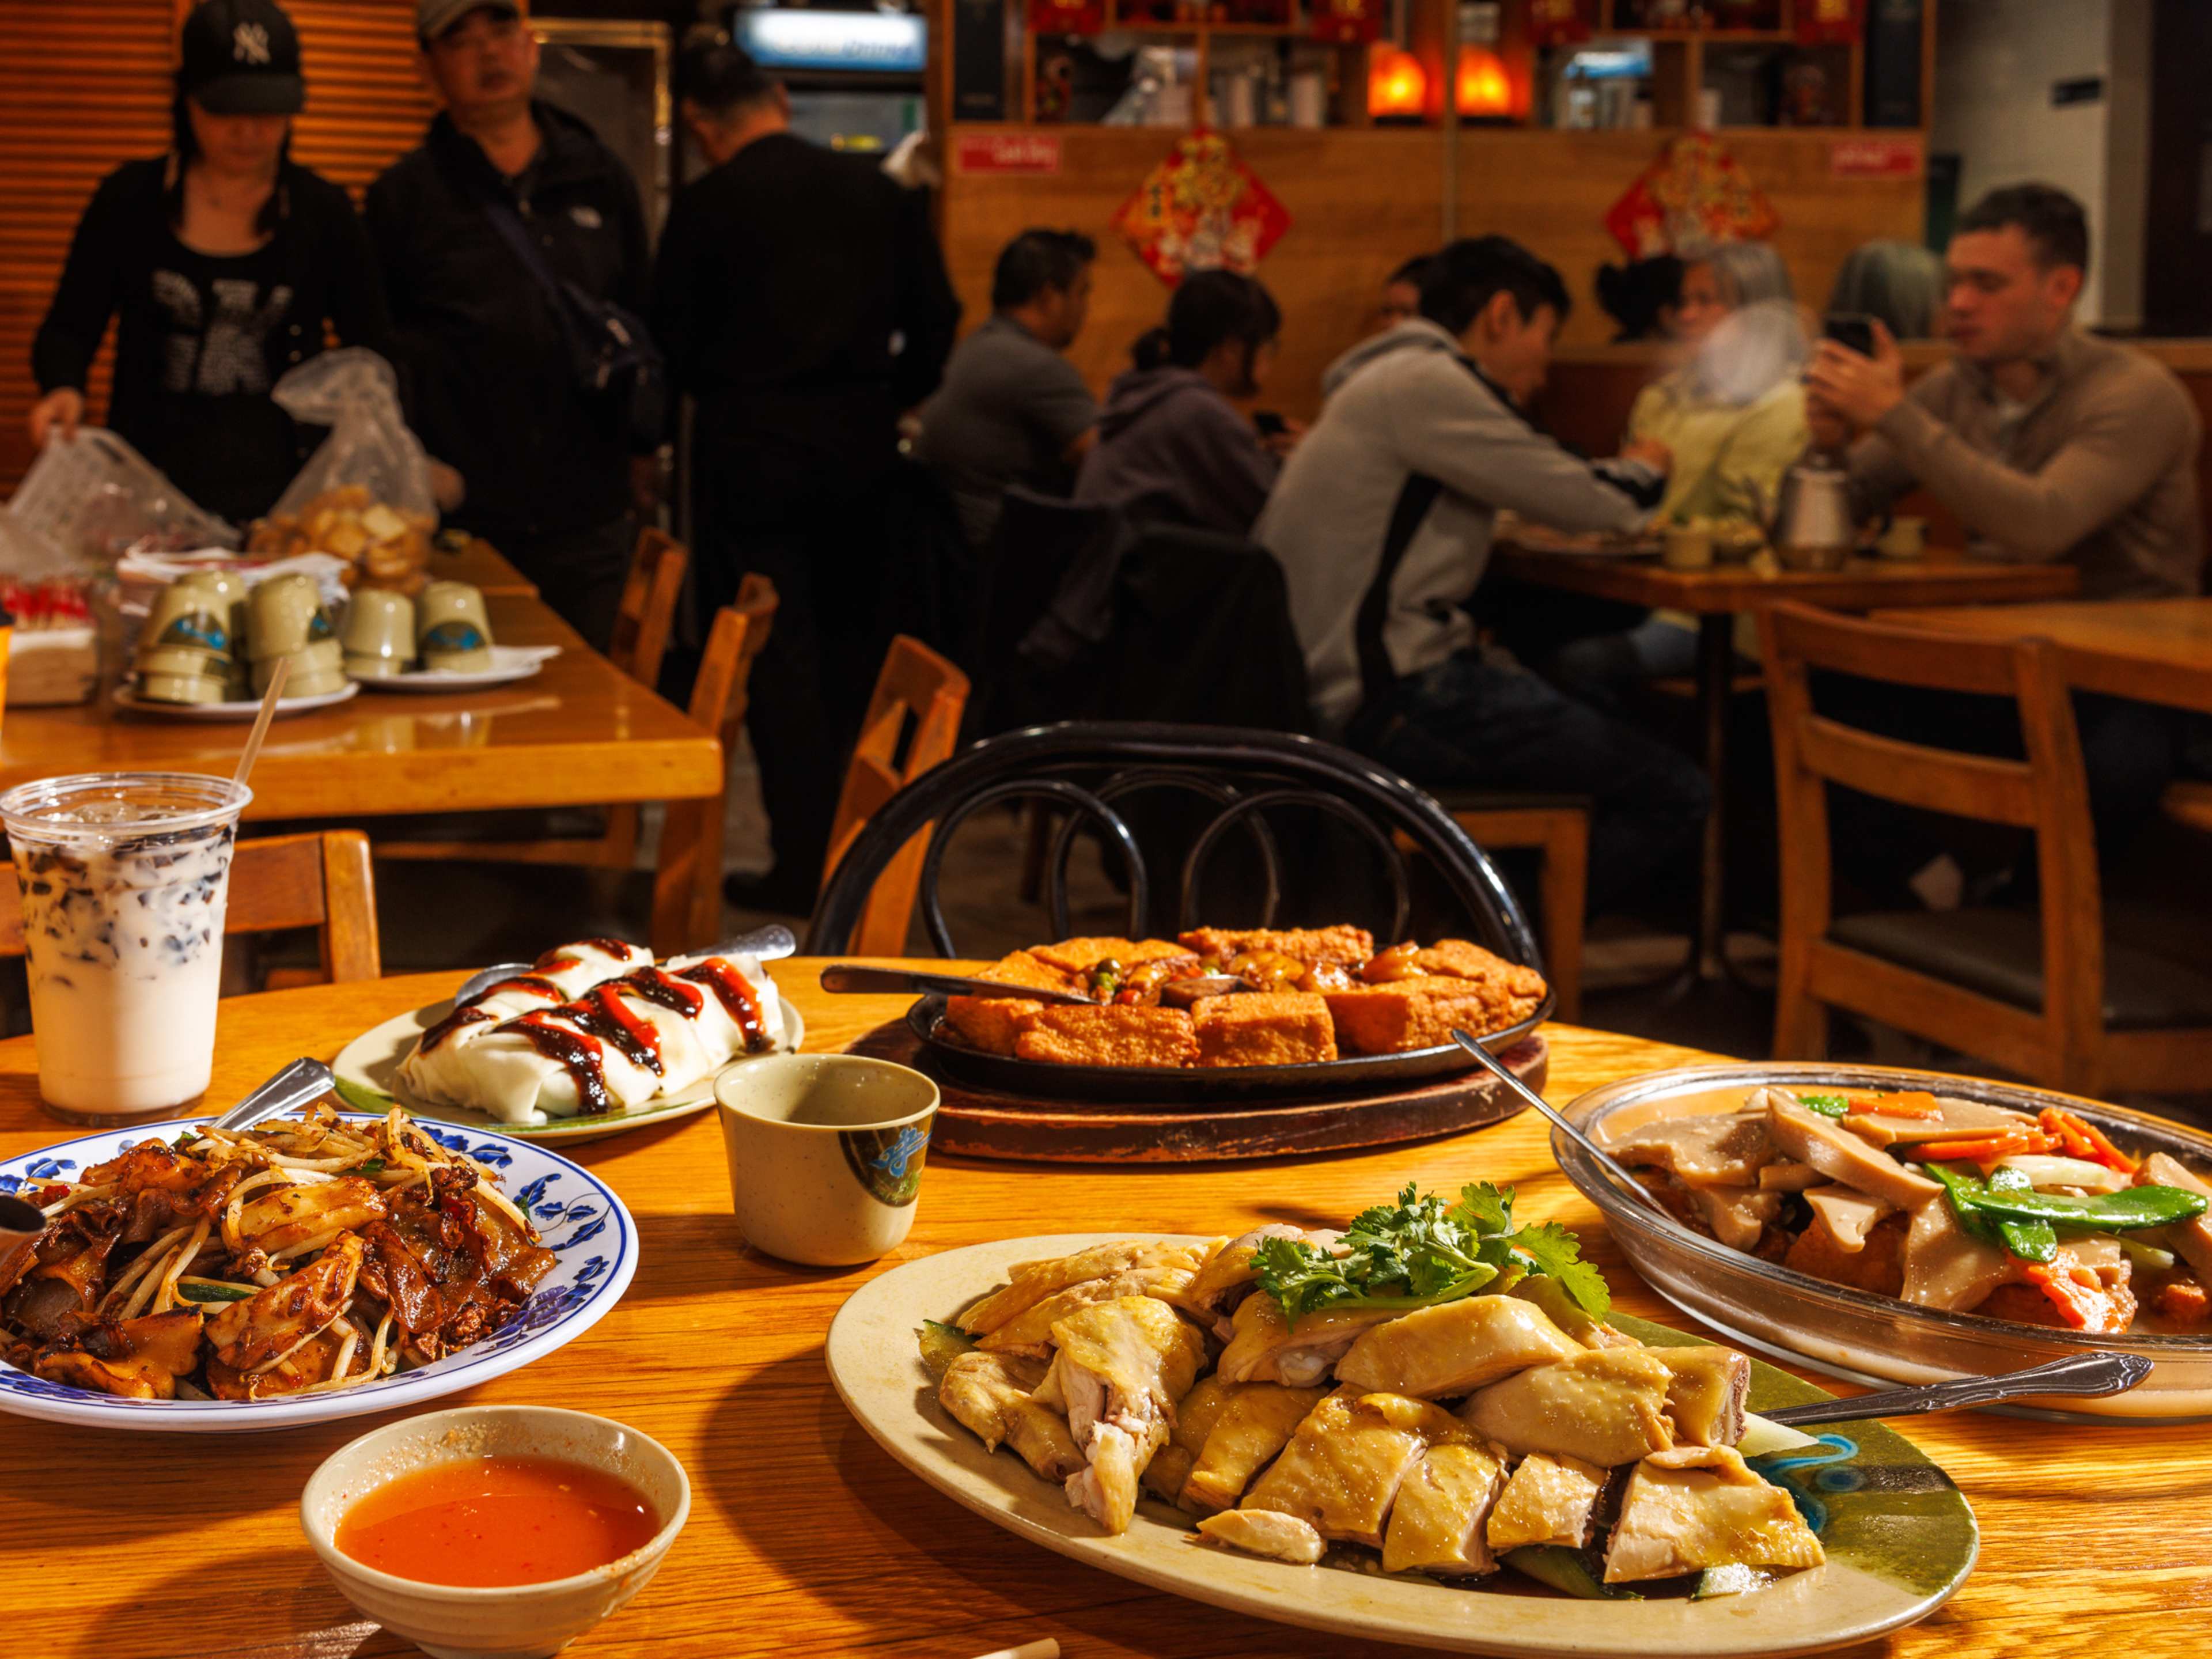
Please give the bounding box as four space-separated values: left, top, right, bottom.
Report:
301 1404 691 1659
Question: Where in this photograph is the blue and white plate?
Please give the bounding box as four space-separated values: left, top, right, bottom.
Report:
0 1115 635 1433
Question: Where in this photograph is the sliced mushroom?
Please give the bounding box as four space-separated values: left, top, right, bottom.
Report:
1899 1196 2014 1313
2139 1154 2212 1286
1686 1185 1782 1252
1764 1098 1942 1210
1601 1111 1774 1187
1802 1186 1896 1255
1160 975 1245 1009
1756 1160 1824 1192
1840 1097 2035 1147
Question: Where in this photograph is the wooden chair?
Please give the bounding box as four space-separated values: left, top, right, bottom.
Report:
1433 796 1588 1022
0 832 381 989
817 636 972 956
608 527 690 692
1758 600 2212 1095
2164 779 2212 835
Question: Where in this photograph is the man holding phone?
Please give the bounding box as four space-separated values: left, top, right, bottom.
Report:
1802 183 2199 600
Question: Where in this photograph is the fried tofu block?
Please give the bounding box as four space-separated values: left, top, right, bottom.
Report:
1412 939 1550 1001
942 951 1077 1056
1180 926 1376 966
1323 976 1544 1055
1029 937 1194 975
1015 1005 1198 1069
1192 991 1338 1068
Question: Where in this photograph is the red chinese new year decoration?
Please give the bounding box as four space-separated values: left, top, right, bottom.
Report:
1455 46 1513 118
1310 0 1380 46
1793 0 1863 45
1528 0 1590 47
1604 132 1779 259
1367 44 1427 119
1029 0 1105 36
1112 130 1293 285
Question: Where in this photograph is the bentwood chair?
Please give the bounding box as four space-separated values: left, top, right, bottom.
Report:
1758 600 2212 1095
817 636 972 955
0 832 381 990
807 722 1547 999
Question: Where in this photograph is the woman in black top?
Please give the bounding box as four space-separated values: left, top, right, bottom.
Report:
28 0 388 526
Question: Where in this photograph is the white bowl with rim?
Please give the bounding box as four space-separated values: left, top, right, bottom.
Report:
300 1404 690 1659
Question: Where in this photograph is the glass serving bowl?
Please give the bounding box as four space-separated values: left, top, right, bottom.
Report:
1556 1061 2212 1421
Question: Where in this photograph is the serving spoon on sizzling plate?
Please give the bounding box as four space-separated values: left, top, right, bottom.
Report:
1448 1028 2156 1419
451 922 800 1008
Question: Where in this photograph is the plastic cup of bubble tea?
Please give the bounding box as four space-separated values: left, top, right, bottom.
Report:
0 772 251 1123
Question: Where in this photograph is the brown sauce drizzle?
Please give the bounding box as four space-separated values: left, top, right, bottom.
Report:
418 1005 494 1056
678 959 769 1052
418 975 566 1056
563 985 665 1076
510 1013 613 1115
611 967 704 1019
533 937 638 976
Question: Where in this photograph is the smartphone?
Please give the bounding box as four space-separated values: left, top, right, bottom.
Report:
1253 411 1288 438
1823 312 1877 357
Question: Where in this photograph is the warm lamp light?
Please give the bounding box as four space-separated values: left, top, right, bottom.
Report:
1455 45 1513 117
1368 44 1427 120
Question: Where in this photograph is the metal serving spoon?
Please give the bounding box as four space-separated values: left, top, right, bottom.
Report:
210 1055 339 1135
451 922 799 1007
0 1192 47 1251
819 964 1096 1006
1763 1350 2153 1426
1450 1027 1661 1207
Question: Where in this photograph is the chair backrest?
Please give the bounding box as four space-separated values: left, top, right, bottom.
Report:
1756 600 2101 1054
819 635 972 955
609 528 690 690
974 489 1120 733
0 831 381 986
806 721 1545 981
688 573 779 744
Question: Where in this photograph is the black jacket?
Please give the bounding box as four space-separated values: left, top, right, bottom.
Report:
366 102 652 546
31 157 389 523
651 132 959 507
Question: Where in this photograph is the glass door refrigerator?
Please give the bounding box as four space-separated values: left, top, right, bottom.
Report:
723 5 929 157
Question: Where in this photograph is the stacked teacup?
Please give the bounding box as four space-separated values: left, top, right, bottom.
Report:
416 581 494 673
247 573 349 698
134 571 248 705
341 590 416 681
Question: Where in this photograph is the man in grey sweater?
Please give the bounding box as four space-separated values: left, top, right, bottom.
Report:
1258 236 1709 919
1806 183 2199 870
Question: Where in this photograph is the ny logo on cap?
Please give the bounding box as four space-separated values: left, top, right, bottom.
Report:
233 21 272 63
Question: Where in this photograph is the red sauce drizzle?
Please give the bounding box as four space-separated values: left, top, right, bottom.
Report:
510 1013 613 1115
677 959 768 1052
611 967 704 1020
563 985 665 1076
418 975 567 1056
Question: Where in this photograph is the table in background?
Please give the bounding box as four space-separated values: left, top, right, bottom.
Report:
0 593 723 952
428 537 537 598
0 960 2201 1659
1871 596 2212 715
1490 546 2081 983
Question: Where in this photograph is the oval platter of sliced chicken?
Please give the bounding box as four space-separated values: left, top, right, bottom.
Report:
826 1220 1976 1658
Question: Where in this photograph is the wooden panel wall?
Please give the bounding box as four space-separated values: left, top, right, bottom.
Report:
0 0 432 494
0 1 177 493
938 124 1928 421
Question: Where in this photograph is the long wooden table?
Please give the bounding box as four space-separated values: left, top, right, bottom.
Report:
2 963 2202 1659
1489 546 2081 984
425 537 539 598
0 594 725 952
1870 596 2212 715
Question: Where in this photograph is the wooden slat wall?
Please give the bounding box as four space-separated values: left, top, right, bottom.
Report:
0 0 433 494
0 1 177 494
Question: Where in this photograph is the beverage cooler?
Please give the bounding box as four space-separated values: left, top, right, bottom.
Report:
723 5 929 156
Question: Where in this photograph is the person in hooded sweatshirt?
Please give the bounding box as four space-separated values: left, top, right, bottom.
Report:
1256 234 1710 921
1075 270 1290 537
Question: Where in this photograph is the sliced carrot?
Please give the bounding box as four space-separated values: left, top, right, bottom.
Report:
1862 1091 1946 1119
2070 1112 2138 1174
2037 1108 2097 1160
2020 1262 2115 1331
1915 1130 2057 1164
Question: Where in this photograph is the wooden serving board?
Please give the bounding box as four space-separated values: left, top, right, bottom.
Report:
844 1020 1546 1162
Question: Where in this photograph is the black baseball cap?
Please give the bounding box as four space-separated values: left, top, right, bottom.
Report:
179 0 306 116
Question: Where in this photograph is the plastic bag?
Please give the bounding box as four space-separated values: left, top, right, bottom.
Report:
6 427 237 569
0 505 70 580
266 349 434 526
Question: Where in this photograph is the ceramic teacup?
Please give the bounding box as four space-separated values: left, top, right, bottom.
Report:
134 645 231 704
247 571 335 662
1661 521 1714 571
172 569 251 653
418 580 494 673
342 589 418 680
143 578 238 660
253 637 348 699
715 1054 938 1266
1877 514 1927 560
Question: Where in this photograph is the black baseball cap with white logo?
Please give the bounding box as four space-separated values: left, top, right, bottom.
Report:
179 0 306 116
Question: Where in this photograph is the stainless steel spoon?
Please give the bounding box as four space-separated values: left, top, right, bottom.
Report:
1449 1027 1661 1208
818 964 1096 1006
1763 1350 2153 1426
452 922 799 1007
0 1192 46 1251
210 1055 338 1134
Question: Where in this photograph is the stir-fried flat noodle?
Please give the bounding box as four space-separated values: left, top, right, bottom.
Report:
0 1103 555 1403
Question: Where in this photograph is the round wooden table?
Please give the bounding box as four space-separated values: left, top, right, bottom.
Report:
1 964 2203 1658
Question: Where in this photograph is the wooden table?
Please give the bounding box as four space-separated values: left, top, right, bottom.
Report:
1870 596 2212 715
0 594 724 952
3 962 2202 1659
426 537 538 598
1490 546 2081 983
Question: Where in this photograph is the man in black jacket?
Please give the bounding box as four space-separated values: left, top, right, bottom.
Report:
368 0 653 649
653 40 960 912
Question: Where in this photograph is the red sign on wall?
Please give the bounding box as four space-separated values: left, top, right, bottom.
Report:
1829 136 1923 179
955 132 1065 176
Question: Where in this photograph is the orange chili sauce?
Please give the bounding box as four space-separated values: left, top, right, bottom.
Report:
336 1456 658 1587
